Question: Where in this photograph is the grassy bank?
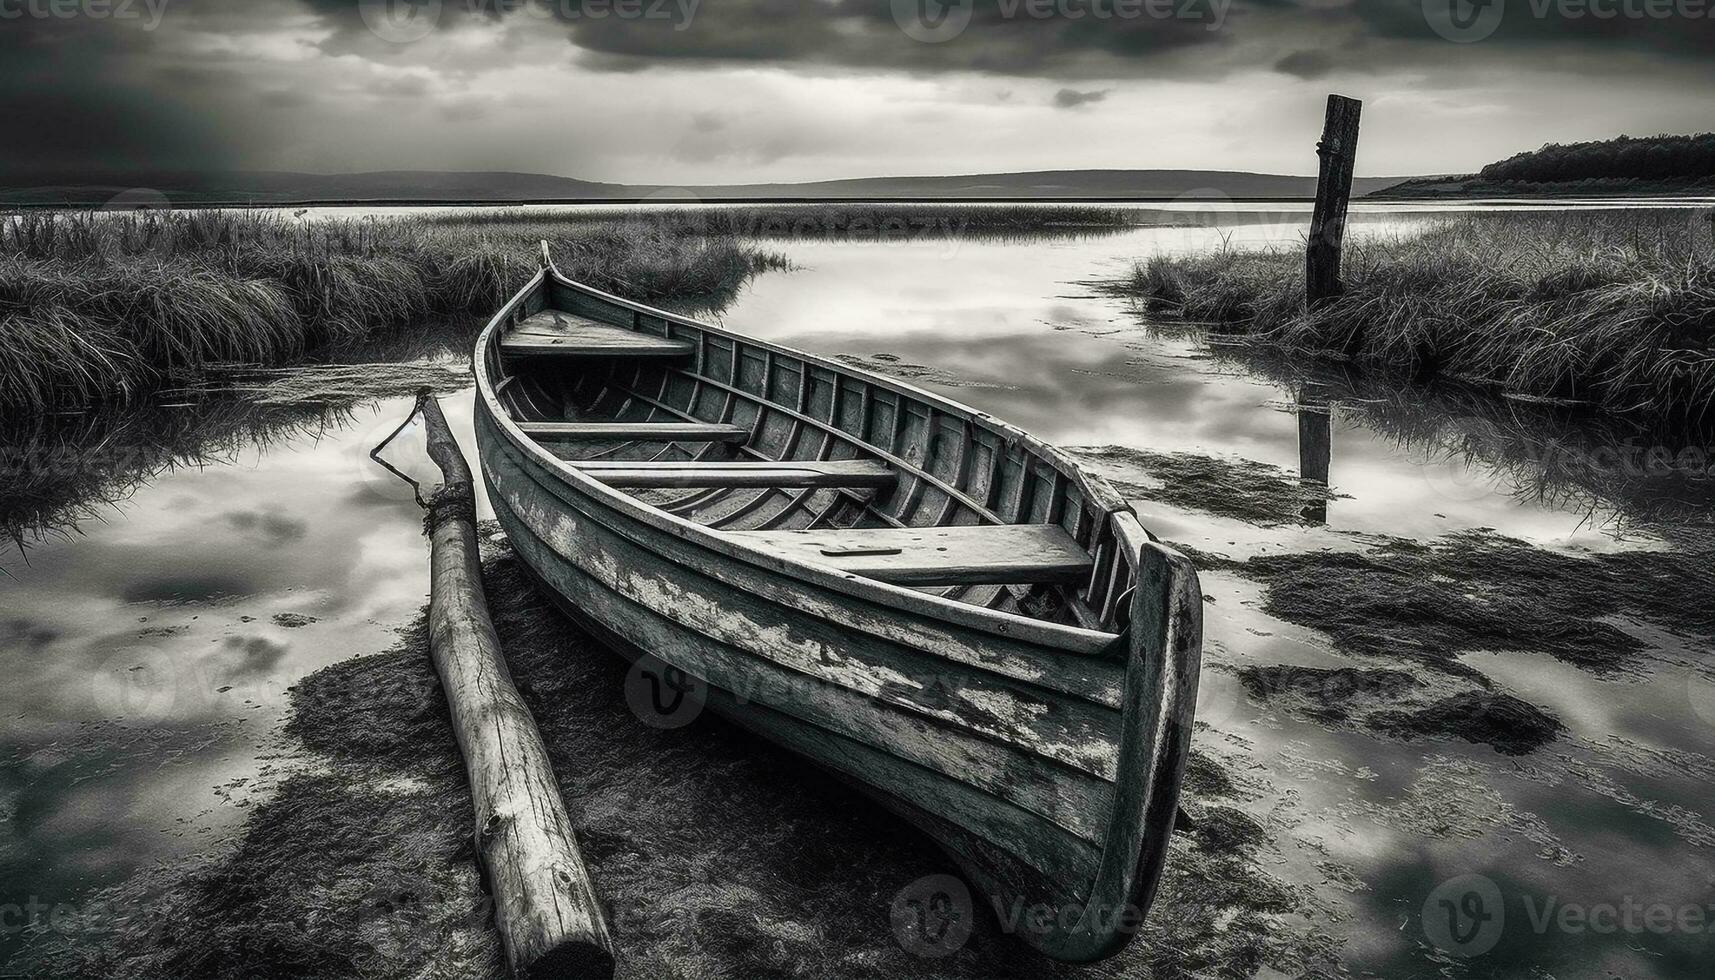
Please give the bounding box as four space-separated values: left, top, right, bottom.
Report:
0 209 788 413
1122 211 1715 429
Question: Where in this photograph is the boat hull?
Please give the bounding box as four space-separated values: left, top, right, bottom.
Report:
473 265 1202 962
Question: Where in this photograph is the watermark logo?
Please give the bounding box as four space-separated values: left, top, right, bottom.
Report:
358 403 430 506
1424 0 1505 41
620 187 707 244
890 874 974 957
356 879 491 958
892 0 974 42
91 649 181 720
1427 0 1715 41
894 0 1229 40
1423 874 1505 957
624 654 706 729
0 0 170 30
1689 207 1715 248
1419 417 1508 503
360 0 443 43
99 187 171 212
1688 674 1715 727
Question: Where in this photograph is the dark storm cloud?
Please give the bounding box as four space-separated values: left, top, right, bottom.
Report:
566 0 1236 74
1052 86 1109 107
297 0 1715 78
1273 48 1333 78
6 0 1715 178
0 0 314 179
297 0 1236 74
0 15 240 178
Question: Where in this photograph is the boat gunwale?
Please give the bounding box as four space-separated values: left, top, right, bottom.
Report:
473 266 1133 652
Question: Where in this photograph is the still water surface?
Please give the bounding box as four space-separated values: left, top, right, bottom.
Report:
4 205 1713 976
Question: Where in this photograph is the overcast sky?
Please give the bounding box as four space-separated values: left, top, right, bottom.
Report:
2 0 1712 183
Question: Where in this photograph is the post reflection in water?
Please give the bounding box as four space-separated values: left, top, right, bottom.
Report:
1296 383 1333 525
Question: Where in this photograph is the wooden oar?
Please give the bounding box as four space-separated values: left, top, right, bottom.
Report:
389 392 616 979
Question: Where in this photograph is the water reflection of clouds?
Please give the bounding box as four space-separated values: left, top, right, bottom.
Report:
727 230 1715 978
220 508 310 547
0 391 435 957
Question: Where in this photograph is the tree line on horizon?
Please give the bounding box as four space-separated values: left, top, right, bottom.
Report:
1477 133 1715 184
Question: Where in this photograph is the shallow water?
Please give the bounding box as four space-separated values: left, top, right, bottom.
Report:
5 206 1715 976
713 223 1715 977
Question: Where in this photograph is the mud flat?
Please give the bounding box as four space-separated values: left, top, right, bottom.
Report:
6 532 1342 979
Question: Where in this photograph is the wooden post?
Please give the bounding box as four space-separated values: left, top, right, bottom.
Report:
1306 94 1363 308
417 395 616 979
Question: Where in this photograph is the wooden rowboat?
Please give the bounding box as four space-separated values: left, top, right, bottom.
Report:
472 246 1203 962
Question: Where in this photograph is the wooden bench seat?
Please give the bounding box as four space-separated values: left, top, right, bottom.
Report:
724 524 1093 585
521 421 750 444
567 459 894 489
500 311 693 359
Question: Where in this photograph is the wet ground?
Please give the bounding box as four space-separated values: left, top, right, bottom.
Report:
6 206 1715 977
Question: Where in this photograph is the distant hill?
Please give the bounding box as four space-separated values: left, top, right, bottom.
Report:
681 170 1416 201
0 168 1417 207
1373 133 1715 199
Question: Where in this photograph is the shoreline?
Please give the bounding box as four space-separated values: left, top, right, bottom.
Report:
7 192 1715 211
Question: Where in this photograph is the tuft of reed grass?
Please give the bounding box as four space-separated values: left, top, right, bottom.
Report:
0 210 788 414
1121 210 1715 430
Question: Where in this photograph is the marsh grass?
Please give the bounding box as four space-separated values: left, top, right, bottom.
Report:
0 209 788 412
1123 210 1715 429
424 203 1138 238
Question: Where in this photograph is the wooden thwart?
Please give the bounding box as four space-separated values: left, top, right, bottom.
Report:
501 311 693 359
522 420 751 443
725 524 1094 585
567 458 895 489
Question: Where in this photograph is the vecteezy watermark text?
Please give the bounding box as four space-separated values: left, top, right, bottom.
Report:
0 0 168 29
1423 873 1715 959
361 0 698 43
894 0 1228 43
990 0 1228 28
0 893 172 942
889 873 1146 957
470 0 700 26
1426 0 1714 43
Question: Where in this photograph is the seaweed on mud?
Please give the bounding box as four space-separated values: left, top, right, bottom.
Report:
1065 445 1339 527
12 529 1339 979
1181 750 1238 799
1229 531 1715 676
1209 529 1715 756
1186 805 1271 856
1235 664 1567 756
1159 541 1244 573
1370 692 1565 757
